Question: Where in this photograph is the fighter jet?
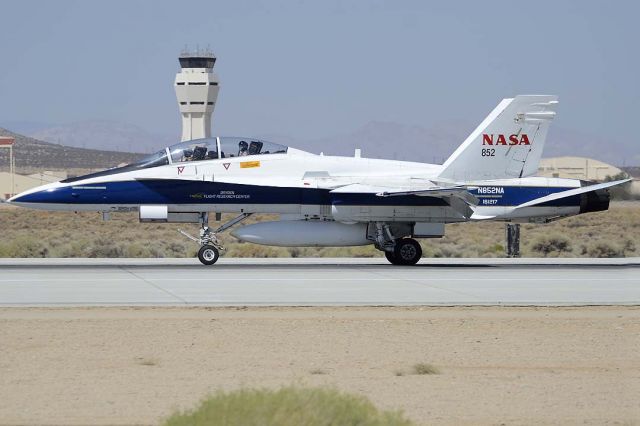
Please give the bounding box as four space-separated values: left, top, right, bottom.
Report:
7 95 629 265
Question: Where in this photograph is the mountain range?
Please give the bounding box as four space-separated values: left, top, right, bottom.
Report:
5 120 176 154
1 119 637 171
0 127 142 173
266 121 638 166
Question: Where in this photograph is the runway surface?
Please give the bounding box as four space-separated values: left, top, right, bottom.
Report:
0 258 638 306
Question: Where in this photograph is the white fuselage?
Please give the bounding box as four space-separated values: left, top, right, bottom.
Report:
9 146 582 223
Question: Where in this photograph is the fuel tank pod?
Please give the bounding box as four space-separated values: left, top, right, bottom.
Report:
230 220 371 247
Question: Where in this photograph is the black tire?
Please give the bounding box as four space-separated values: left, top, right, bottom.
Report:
198 245 219 265
384 250 402 265
393 238 422 265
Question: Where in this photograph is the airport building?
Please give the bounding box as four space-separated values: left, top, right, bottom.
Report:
537 157 638 197
0 170 66 200
174 48 219 142
537 157 624 181
0 136 16 198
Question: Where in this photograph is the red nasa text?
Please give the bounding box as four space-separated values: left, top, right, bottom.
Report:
482 134 530 146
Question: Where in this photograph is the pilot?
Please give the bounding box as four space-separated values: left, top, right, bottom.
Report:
192 146 207 161
238 141 248 157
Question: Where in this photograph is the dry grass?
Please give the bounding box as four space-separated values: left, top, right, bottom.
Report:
162 386 414 426
135 357 159 367
0 202 638 258
393 363 440 376
411 363 440 375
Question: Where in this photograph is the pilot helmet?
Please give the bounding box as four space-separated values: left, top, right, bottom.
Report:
239 141 248 150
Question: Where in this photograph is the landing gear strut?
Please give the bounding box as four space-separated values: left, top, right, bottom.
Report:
179 212 252 265
505 223 520 258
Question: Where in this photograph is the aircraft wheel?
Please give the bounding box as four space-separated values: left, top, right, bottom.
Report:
393 238 422 265
384 250 402 265
198 245 219 266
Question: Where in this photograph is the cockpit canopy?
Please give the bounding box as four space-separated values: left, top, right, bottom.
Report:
60 137 289 183
132 137 288 169
167 137 287 164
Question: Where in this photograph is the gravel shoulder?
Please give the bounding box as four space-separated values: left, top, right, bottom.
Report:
1 306 639 425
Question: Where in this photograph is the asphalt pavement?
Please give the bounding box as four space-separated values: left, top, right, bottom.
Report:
0 258 638 306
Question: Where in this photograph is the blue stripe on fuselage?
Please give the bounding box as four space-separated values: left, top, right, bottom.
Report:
468 185 580 207
14 180 581 207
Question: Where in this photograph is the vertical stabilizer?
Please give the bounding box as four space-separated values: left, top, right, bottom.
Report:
438 95 558 182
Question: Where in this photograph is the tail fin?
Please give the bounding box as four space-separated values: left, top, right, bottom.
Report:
438 95 558 182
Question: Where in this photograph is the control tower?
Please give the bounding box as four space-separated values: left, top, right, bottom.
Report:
175 47 219 141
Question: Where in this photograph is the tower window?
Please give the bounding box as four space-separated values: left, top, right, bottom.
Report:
188 82 207 85
190 102 205 105
207 102 214 105
179 102 187 105
209 82 218 86
179 57 216 69
176 82 185 85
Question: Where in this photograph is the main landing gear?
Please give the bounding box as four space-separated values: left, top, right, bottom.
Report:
373 222 423 266
385 238 423 266
179 212 252 265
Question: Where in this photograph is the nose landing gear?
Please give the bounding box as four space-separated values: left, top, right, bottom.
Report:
198 245 219 265
179 212 252 265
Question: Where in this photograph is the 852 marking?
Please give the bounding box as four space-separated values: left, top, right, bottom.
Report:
481 148 495 157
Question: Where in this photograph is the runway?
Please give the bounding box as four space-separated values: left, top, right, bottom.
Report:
0 258 638 306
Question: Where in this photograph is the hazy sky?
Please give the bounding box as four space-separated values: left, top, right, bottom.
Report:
1 0 638 145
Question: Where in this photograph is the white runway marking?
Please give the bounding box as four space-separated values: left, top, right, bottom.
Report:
0 258 638 306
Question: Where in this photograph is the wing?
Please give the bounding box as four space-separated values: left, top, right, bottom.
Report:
329 179 631 221
375 185 479 205
330 183 479 219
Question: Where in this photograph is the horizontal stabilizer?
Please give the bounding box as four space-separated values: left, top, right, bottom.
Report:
515 179 630 209
468 179 631 221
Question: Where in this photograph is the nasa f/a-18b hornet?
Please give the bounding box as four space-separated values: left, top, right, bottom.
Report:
7 95 630 265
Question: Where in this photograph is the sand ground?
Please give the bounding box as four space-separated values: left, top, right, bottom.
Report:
1 306 639 425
